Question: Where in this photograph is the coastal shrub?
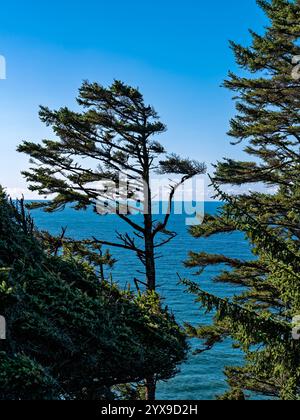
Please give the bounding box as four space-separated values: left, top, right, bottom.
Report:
0 189 187 400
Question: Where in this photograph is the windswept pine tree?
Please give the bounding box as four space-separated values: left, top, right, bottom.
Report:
18 81 205 399
183 0 300 400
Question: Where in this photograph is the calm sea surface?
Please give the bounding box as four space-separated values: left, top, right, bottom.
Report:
31 202 252 400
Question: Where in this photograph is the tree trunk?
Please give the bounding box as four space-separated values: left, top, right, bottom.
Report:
144 213 156 399
143 163 156 399
144 221 156 291
145 376 156 400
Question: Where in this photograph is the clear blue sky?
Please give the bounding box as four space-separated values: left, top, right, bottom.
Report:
0 0 267 198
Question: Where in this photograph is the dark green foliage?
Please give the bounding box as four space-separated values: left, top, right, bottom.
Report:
0 188 187 400
184 0 300 400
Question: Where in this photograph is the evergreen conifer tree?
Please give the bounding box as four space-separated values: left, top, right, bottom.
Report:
184 0 300 400
18 81 205 399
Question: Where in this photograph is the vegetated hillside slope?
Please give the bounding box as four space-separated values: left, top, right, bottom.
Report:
0 188 187 400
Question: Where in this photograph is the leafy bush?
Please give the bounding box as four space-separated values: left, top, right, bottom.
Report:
0 188 187 400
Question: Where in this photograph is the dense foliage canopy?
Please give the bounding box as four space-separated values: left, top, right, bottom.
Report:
0 188 187 400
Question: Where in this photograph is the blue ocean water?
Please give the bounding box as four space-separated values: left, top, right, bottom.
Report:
31 202 253 400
